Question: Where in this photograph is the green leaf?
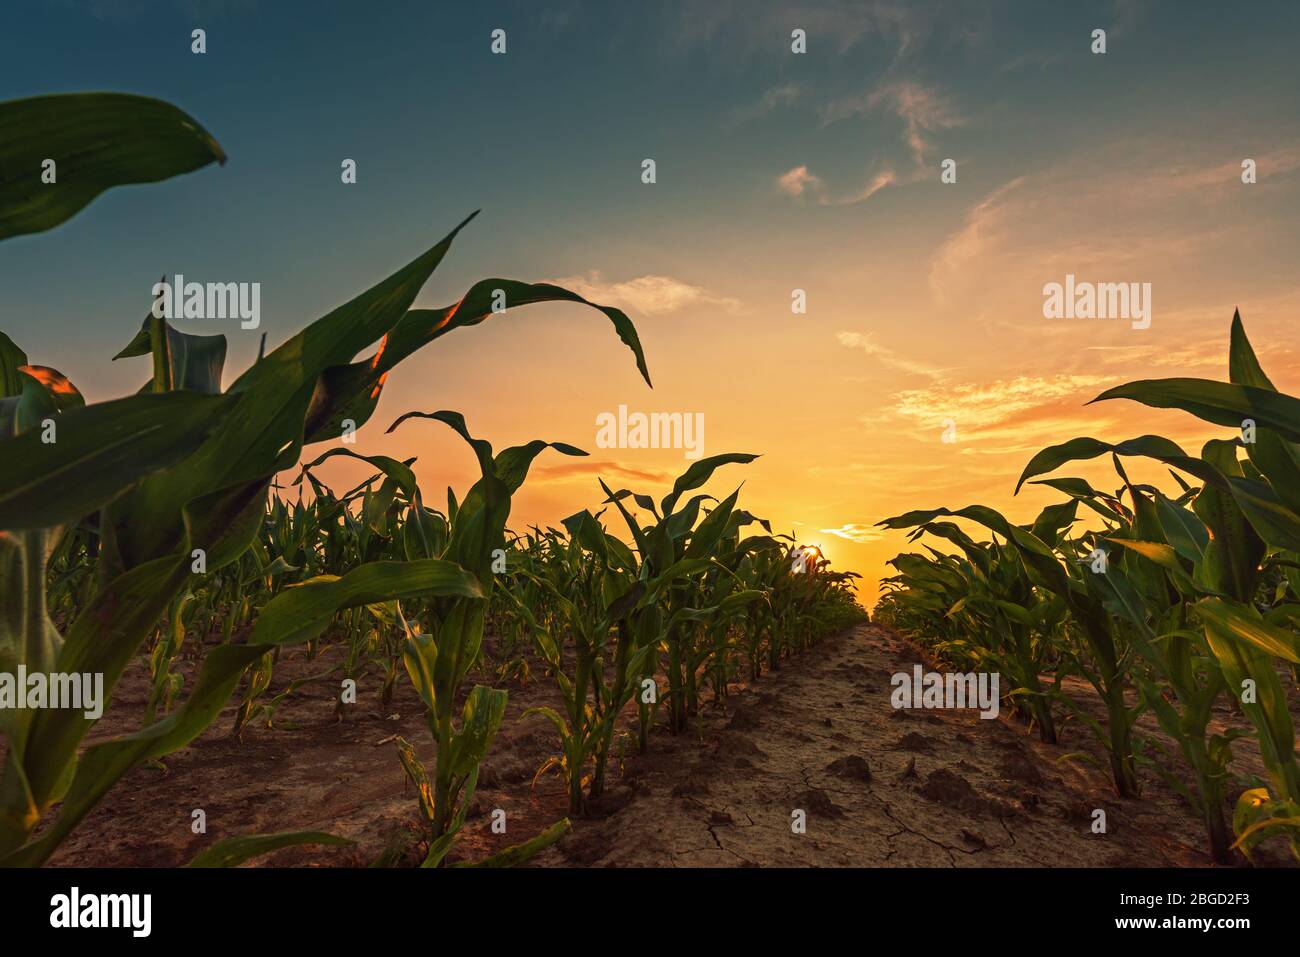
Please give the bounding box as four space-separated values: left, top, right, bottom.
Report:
0 93 224 241
0 332 29 397
1015 435 1198 494
186 830 351 868
661 453 759 517
303 279 653 442
116 317 227 395
1090 379 1300 444
452 818 571 868
110 214 479 570
249 559 483 647
0 391 236 531
450 686 508 778
1196 598 1300 665
1227 310 1275 391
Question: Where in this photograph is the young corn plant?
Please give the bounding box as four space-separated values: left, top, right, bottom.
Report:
0 89 654 865
385 411 590 863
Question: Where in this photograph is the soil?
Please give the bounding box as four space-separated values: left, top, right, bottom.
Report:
25 623 1297 868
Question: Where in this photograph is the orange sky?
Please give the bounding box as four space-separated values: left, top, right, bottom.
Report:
9 3 1300 608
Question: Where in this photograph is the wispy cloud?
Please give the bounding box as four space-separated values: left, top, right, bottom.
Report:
776 164 898 205
781 81 961 205
777 164 823 197
836 331 948 378
732 82 804 124
547 272 742 316
529 459 676 485
889 374 1116 431
823 81 965 167
821 522 887 544
928 138 1300 310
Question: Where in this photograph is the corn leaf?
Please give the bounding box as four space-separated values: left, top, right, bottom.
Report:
0 93 224 241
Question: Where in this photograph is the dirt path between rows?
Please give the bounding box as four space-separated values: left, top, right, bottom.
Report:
37 622 1289 867
540 624 1256 868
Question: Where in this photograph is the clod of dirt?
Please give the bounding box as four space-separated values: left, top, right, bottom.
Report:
998 749 1045 787
917 768 1007 819
558 827 619 866
824 755 873 783
1063 799 1112 828
793 787 846 819
709 809 734 825
889 731 938 754
586 788 637 818
727 708 763 731
960 828 988 848
896 756 919 782
671 778 709 798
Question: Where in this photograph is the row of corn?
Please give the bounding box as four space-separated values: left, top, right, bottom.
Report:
0 92 861 867
874 312 1300 864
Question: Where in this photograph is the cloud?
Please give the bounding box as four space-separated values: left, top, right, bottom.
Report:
733 83 804 124
888 373 1116 432
845 168 898 203
1082 341 1223 371
823 81 965 167
927 138 1300 310
529 459 676 485
782 81 960 205
927 176 1025 306
836 331 948 379
777 164 897 206
547 272 741 315
820 523 887 544
777 165 823 197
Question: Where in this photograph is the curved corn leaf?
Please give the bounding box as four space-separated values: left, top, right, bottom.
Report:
661 453 759 517
304 279 653 442
0 93 224 241
248 559 482 647
186 830 352 868
1090 379 1300 444
1196 598 1300 664
110 214 479 569
451 818 571 868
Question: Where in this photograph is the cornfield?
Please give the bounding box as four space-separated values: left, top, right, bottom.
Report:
0 92 862 868
876 312 1300 864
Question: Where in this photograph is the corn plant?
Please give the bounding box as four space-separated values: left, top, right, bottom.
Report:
877 312 1300 862
0 89 655 865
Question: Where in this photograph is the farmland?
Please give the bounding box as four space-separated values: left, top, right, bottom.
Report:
4 7 1300 879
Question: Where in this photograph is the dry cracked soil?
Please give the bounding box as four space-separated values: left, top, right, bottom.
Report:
32 623 1295 868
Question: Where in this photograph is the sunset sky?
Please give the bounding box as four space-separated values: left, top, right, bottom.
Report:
4 1 1300 603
